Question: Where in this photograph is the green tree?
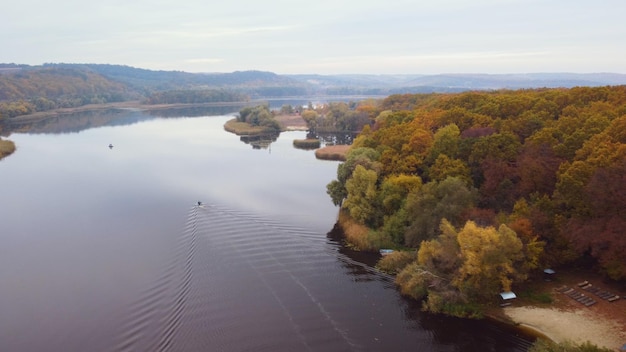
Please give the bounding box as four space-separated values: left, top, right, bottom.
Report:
301 110 319 131
327 147 381 207
404 177 477 247
379 174 422 215
343 165 379 226
279 104 294 114
427 123 461 163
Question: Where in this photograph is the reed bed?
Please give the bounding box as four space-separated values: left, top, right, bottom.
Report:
314 145 350 161
0 139 16 159
293 138 320 150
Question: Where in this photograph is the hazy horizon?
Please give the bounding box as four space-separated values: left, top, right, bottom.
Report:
3 0 625 75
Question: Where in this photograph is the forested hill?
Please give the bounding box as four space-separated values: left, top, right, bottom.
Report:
2 63 626 120
0 66 137 116
328 86 626 295
0 64 308 119
69 64 308 95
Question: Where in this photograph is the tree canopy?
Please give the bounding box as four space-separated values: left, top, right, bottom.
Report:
330 86 626 285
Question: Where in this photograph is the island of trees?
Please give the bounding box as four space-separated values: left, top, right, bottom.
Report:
326 86 626 318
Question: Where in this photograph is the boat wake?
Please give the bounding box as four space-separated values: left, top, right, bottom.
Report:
112 203 362 352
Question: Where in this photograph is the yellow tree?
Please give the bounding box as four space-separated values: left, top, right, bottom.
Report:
379 174 422 215
428 154 471 184
454 221 524 299
417 219 462 276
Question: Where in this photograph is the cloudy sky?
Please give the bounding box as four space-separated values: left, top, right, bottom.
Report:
3 0 625 74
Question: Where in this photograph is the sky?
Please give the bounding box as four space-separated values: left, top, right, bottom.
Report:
2 0 625 74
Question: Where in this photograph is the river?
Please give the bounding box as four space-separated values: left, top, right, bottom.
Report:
0 107 535 351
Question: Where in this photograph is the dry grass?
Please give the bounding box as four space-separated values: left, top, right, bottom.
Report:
293 138 320 149
0 138 16 159
315 145 350 161
337 210 376 251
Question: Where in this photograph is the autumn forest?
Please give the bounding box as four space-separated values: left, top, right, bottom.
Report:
325 86 626 314
1 64 624 317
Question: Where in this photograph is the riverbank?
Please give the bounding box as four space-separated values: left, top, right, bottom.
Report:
6 100 251 124
504 306 624 350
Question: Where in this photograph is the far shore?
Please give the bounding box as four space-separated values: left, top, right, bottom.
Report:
5 100 252 124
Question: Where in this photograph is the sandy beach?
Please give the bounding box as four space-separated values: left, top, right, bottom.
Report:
500 275 626 351
504 306 625 350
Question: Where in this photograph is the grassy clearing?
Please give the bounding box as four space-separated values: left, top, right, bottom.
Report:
223 118 273 135
517 289 554 304
293 138 320 149
0 138 16 159
315 145 350 161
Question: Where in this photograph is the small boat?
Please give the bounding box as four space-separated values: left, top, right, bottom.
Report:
379 249 394 256
108 144 114 149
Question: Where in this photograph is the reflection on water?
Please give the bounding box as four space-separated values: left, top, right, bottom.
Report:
238 132 280 149
5 109 148 134
310 131 359 146
0 109 534 351
4 104 246 135
146 104 248 118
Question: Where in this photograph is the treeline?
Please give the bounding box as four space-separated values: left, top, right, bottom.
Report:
236 105 281 132
301 101 375 133
0 66 135 119
0 64 311 121
327 86 626 314
144 89 248 104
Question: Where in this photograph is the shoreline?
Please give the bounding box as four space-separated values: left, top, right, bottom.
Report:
5 100 252 124
502 305 625 350
486 270 625 350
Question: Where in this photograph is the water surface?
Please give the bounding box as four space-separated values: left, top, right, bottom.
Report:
0 109 534 351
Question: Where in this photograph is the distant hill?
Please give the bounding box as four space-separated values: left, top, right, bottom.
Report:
1 63 625 119
60 64 309 97
287 72 626 93
0 64 309 118
0 66 136 110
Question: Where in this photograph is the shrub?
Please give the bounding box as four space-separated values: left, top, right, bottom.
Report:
423 291 483 318
376 251 416 274
293 138 320 149
395 263 429 300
